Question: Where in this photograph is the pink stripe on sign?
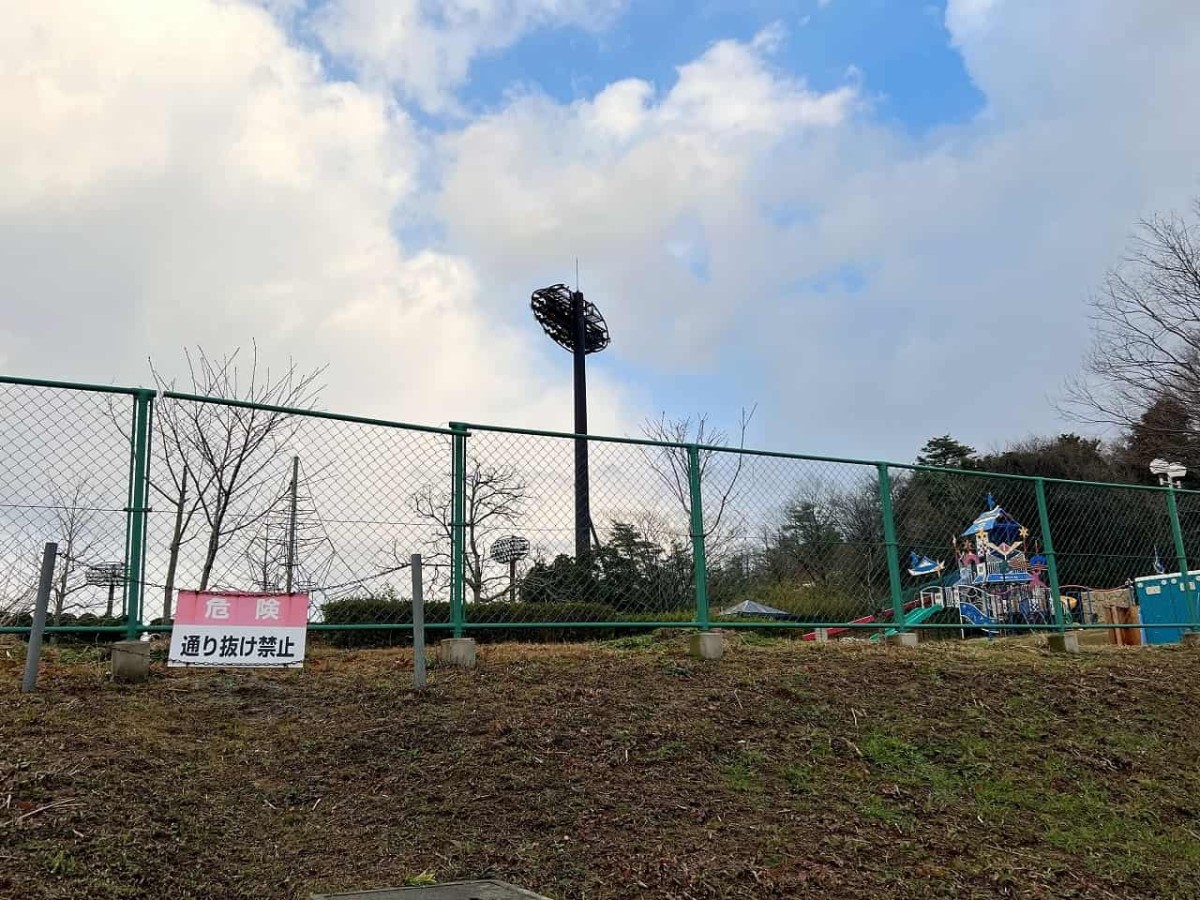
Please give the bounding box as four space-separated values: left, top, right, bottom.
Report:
174 591 309 628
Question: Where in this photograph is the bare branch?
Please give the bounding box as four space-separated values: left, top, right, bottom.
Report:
147 346 326 602
411 458 527 602
1064 200 1200 461
639 406 756 563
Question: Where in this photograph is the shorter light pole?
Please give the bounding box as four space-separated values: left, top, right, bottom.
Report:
86 562 125 619
490 535 531 603
1151 459 1195 632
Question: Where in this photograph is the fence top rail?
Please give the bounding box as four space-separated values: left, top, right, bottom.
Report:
458 420 691 449
6 372 1200 497
0 374 144 397
161 390 458 436
461 421 1200 497
894 461 1199 495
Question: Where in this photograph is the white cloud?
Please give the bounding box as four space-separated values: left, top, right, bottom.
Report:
4 0 1200 472
0 0 650 601
437 30 858 364
0 0 628 435
310 0 626 113
944 0 999 39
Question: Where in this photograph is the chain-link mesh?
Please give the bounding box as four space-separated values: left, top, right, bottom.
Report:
0 381 135 632
1174 488 1200 569
704 451 888 628
141 396 454 634
1043 481 1167 591
5 376 1200 641
462 428 694 630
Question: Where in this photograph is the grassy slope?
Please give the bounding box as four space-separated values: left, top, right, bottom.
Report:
2 636 1200 899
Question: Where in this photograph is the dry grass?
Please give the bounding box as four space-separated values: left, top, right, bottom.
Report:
3 634 1200 899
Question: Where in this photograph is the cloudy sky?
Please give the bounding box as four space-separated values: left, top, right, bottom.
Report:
3 0 1199 461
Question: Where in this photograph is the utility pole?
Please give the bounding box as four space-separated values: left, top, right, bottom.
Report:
286 455 299 593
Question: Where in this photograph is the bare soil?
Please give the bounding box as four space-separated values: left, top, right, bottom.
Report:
2 635 1199 899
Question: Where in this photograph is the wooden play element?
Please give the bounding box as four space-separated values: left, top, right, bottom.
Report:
1089 587 1142 646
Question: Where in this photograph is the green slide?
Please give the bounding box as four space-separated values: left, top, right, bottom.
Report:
872 604 942 641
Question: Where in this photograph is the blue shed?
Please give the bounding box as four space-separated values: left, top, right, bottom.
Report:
1133 572 1199 645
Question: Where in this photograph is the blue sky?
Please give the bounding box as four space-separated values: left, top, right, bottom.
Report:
468 0 983 132
451 0 985 452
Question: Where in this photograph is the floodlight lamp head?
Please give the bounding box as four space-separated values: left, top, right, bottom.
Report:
1150 459 1170 476
491 534 531 565
85 562 124 586
530 284 611 354
1168 463 1188 480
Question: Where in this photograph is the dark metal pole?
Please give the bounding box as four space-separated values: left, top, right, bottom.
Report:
572 290 591 561
509 559 517 603
21 543 58 694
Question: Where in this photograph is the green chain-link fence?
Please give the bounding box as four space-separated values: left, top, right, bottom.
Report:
2 375 1199 643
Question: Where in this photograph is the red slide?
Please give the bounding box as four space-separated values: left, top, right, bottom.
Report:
801 598 923 641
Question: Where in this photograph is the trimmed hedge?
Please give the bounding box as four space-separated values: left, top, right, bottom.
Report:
0 613 126 643
315 598 698 647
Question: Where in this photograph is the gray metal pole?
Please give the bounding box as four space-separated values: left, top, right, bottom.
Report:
411 553 426 689
21 543 58 694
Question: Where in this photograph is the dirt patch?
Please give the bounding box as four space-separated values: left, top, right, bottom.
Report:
2 636 1199 898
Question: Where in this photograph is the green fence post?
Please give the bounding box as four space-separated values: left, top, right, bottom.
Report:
449 422 468 639
687 444 710 631
123 389 153 640
876 464 905 631
1164 484 1196 632
1034 478 1066 633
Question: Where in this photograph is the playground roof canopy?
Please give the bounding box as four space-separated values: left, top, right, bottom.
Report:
719 599 792 619
961 504 1024 544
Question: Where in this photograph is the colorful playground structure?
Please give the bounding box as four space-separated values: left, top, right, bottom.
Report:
727 494 1194 643
795 496 1089 640
792 495 1182 643
912 497 1084 632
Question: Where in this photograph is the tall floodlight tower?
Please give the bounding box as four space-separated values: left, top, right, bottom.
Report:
530 284 611 560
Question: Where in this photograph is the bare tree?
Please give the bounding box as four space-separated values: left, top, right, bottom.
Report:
412 459 527 602
49 479 98 627
148 346 324 611
639 407 755 563
1066 199 1200 447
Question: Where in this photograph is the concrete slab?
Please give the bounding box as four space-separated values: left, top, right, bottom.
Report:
689 631 724 660
312 881 551 899
110 640 150 683
886 632 918 648
438 638 477 669
1047 632 1081 654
